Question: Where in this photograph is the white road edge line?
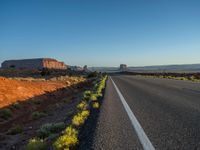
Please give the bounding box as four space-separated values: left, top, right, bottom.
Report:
110 76 155 150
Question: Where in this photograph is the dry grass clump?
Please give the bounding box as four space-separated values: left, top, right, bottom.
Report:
49 76 85 83
11 77 46 82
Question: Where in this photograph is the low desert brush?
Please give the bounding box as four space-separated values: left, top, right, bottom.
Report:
8 125 23 135
26 138 47 150
31 111 47 120
96 76 107 96
90 94 98 101
77 101 88 110
83 90 92 100
92 102 100 109
33 99 43 105
38 122 65 138
72 110 90 126
53 126 78 150
0 108 12 120
11 102 21 109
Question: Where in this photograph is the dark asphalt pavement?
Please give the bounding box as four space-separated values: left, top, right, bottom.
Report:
92 75 200 150
91 77 142 150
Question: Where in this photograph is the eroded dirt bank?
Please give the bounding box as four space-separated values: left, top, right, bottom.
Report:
0 76 84 108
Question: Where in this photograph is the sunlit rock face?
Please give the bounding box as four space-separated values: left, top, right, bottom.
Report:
1 58 67 70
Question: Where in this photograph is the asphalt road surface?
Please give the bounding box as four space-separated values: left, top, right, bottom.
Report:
91 75 200 150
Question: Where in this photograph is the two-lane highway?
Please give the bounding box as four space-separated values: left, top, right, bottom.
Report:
79 75 200 150
111 75 200 150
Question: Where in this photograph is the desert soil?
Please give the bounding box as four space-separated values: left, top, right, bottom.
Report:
0 77 84 108
0 76 93 150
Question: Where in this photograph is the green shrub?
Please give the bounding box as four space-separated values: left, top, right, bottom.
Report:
0 108 12 120
40 68 50 76
92 102 100 109
33 100 42 105
189 76 199 82
90 94 98 101
87 71 98 78
96 92 103 97
83 90 92 100
31 111 47 120
53 126 78 150
46 133 58 141
11 102 21 109
77 101 88 110
176 77 187 81
63 99 69 103
8 125 23 135
94 83 99 90
72 110 90 127
38 122 65 138
96 75 107 96
26 138 47 150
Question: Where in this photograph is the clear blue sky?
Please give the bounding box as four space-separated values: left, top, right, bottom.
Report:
0 0 200 67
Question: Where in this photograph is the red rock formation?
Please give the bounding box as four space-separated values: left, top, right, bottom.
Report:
1 58 67 70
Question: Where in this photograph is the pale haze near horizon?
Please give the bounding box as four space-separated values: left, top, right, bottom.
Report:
0 0 200 67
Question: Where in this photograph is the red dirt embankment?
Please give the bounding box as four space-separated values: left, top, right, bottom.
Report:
0 77 83 108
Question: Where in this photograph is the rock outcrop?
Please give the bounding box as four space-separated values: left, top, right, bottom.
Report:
1 58 67 70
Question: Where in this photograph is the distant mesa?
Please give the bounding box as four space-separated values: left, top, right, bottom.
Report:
83 65 87 70
1 58 67 70
83 65 90 72
120 64 128 72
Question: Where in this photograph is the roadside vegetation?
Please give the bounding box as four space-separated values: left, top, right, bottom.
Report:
0 108 12 120
0 74 91 149
142 75 200 82
24 74 107 150
133 73 200 82
37 122 65 139
7 125 23 135
31 111 47 120
26 138 47 150
11 102 21 109
161 75 200 82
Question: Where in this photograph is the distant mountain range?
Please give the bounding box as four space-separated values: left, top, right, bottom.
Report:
89 64 200 73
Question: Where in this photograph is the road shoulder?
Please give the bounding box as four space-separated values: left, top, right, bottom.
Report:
90 77 142 150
